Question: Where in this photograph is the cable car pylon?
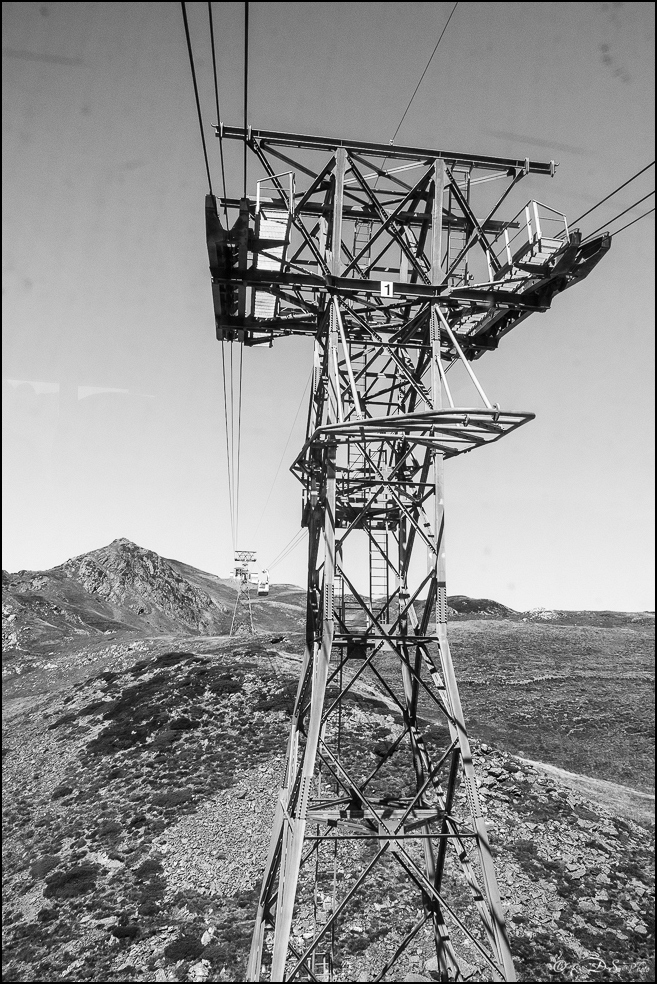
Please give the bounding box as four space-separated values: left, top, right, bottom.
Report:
206 127 610 982
231 549 257 636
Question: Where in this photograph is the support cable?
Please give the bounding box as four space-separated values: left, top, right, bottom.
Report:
254 369 313 537
243 1 249 200
229 344 236 539
183 1 237 563
561 160 655 234
269 531 307 572
229 0 249 554
390 2 459 146
235 342 244 548
581 190 654 243
220 341 236 553
610 206 655 239
267 528 308 572
374 2 458 190
207 1 229 225
180 1 213 195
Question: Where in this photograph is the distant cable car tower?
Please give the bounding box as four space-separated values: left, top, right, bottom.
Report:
206 126 610 982
231 549 257 635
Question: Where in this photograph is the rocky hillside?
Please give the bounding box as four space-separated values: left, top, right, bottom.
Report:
2 637 654 983
2 542 654 981
2 540 230 648
447 595 519 619
2 540 306 664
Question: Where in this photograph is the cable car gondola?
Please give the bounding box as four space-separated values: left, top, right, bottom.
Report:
257 569 269 596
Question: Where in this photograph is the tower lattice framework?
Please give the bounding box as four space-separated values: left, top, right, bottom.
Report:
206 127 610 982
231 549 257 636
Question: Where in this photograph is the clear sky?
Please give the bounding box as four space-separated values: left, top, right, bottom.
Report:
2 1 655 611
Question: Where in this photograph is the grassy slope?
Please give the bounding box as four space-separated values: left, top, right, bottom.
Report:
433 619 654 794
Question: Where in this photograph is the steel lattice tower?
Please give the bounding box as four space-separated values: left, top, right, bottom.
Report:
206 127 609 982
231 549 257 636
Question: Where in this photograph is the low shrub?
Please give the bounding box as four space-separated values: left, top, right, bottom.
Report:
164 934 205 962
170 717 200 731
96 820 122 837
47 712 77 730
154 652 196 668
151 788 193 807
207 673 243 696
51 785 74 800
138 901 159 916
36 907 58 923
44 864 99 899
111 924 139 940
134 858 163 878
151 730 178 748
30 855 60 879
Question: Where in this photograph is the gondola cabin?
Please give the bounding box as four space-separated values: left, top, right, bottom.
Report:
257 570 270 596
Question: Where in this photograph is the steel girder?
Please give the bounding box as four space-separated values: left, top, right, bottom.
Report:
207 126 610 359
205 130 610 982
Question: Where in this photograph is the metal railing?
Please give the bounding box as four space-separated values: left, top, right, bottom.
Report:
255 170 295 215
487 201 570 277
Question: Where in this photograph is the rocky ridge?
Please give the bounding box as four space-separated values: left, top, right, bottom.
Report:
2 540 307 665
61 541 225 634
2 540 230 650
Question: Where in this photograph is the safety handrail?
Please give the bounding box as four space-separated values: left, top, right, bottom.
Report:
256 171 295 215
488 200 570 275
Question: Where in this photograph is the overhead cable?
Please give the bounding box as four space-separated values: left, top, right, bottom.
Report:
208 1 229 224
610 206 655 239
563 160 655 233
235 343 244 548
254 369 313 537
268 527 307 570
229 344 236 522
581 190 655 243
268 528 308 572
220 341 236 552
374 3 458 191
390 2 459 145
180 1 213 195
243 1 249 200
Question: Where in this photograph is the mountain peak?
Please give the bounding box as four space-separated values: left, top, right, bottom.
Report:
2 540 307 654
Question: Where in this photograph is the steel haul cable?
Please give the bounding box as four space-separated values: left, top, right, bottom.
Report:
254 369 313 537
581 190 655 243
220 342 236 551
243 2 249 200
609 206 655 239
561 160 655 235
233 2 248 550
390 2 459 145
180 1 213 195
181 2 238 558
235 342 244 548
208 1 229 225
375 2 459 188
267 528 308 573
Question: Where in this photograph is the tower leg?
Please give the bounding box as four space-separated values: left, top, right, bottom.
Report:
270 445 337 981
